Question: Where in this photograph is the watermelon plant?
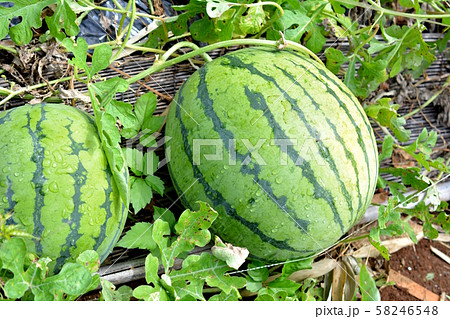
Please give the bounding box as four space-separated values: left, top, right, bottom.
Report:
0 103 128 272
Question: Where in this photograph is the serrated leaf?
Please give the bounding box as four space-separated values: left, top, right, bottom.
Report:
130 176 153 213
146 175 164 196
116 222 157 251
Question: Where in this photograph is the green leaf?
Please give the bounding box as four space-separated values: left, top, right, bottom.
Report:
146 175 165 196
130 176 153 213
325 48 348 74
90 44 112 77
247 261 269 282
76 250 100 274
156 202 218 270
239 5 266 35
0 0 55 45
281 258 313 279
209 287 241 301
399 0 414 7
153 206 176 231
170 253 246 294
100 279 133 301
365 98 411 142
144 254 160 286
48 263 92 296
379 135 394 162
135 92 158 131
133 284 169 301
45 0 79 41
62 37 89 76
306 25 326 54
107 101 140 139
245 277 263 292
359 265 381 301
124 148 159 176
116 222 157 251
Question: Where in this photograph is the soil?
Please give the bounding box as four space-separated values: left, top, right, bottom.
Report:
378 239 450 301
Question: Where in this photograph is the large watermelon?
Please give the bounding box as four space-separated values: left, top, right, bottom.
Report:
0 103 128 271
165 47 378 262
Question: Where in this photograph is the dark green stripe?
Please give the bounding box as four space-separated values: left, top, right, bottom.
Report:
5 176 16 225
274 65 360 220
0 110 11 126
224 56 344 232
198 66 311 234
285 51 376 206
55 120 88 271
176 81 307 253
27 105 46 255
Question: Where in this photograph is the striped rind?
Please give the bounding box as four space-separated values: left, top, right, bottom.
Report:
0 103 128 272
165 47 378 262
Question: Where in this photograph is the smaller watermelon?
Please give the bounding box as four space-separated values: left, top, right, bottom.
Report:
0 103 128 272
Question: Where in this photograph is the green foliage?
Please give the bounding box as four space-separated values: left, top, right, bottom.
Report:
0 0 83 44
122 202 247 301
0 238 99 300
359 265 381 301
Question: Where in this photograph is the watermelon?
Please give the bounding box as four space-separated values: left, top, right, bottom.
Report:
165 47 378 262
0 103 128 272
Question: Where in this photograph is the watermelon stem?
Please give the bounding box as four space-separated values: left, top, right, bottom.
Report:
161 42 213 63
126 38 323 84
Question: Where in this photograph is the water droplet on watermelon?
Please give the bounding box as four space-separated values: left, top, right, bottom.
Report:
2 196 8 203
14 172 19 177
70 239 76 246
48 181 59 193
44 150 50 156
275 176 283 184
52 163 57 168
43 159 51 167
89 218 94 226
2 167 8 173
18 178 23 182
61 145 72 153
53 150 63 163
255 189 263 197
